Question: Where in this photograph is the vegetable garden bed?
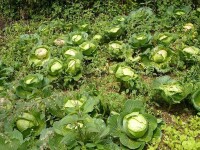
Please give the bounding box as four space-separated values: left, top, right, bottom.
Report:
0 1 200 149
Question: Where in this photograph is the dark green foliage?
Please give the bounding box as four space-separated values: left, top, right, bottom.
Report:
0 0 137 20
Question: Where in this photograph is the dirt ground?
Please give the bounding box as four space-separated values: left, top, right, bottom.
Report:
0 17 5 30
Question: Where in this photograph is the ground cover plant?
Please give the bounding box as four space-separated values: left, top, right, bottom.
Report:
1 0 200 149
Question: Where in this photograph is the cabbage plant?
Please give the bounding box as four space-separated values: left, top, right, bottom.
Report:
79 41 97 56
28 45 50 66
64 99 83 108
110 65 138 89
62 46 83 60
62 51 83 84
151 49 168 63
128 7 154 21
175 9 186 16
112 15 126 25
182 46 200 55
65 59 82 76
180 46 200 63
16 112 38 132
16 112 45 136
92 34 103 43
78 23 89 32
115 66 138 82
63 58 83 85
183 23 194 32
47 58 63 77
0 60 14 78
52 95 113 149
63 95 99 114
108 99 162 150
152 76 193 104
53 115 110 149
173 6 191 16
63 97 87 115
141 45 174 73
129 33 151 48
54 36 67 46
153 32 176 46
108 41 125 59
66 32 88 45
15 73 51 99
182 23 198 41
104 25 124 39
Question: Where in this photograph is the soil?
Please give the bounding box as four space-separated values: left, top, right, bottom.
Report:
0 17 5 30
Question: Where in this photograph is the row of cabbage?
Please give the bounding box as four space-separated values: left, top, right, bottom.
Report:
17 7 200 110
1 90 162 149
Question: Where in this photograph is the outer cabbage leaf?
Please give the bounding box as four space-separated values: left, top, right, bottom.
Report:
191 90 200 111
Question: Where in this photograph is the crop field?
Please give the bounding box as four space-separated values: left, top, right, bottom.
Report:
0 1 200 149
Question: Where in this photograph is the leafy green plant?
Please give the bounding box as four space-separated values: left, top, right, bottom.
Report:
63 58 83 85
107 41 130 59
174 6 191 16
141 45 174 73
127 7 154 21
92 34 103 43
0 98 13 116
181 23 198 43
152 76 193 104
64 59 82 76
110 64 139 89
108 99 162 149
66 32 88 46
112 15 126 25
53 36 67 47
50 95 116 149
62 46 83 60
129 32 152 48
179 46 200 63
46 58 63 79
153 32 177 46
15 73 51 99
16 112 45 136
28 45 51 66
79 41 97 56
104 24 124 40
53 115 112 149
183 23 195 32
76 23 89 32
162 115 200 150
0 60 14 94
